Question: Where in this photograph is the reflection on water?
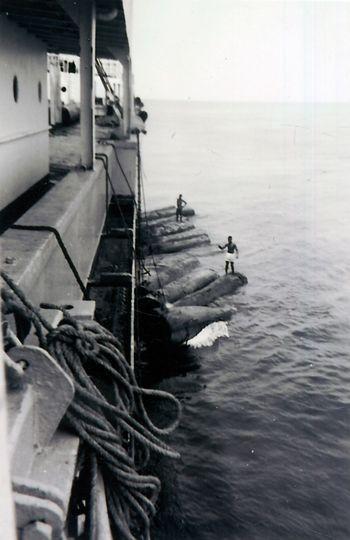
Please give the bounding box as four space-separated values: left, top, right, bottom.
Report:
141 102 350 540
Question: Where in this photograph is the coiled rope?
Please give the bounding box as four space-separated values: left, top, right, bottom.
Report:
1 270 181 540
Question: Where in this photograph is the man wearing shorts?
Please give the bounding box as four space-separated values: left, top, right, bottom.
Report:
218 236 239 274
176 194 187 222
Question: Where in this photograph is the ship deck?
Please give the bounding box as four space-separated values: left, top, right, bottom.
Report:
1 124 138 539
49 122 119 180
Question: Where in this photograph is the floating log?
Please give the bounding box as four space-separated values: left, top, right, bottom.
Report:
142 215 181 228
154 229 207 244
143 206 176 221
175 273 248 306
154 234 210 254
157 305 233 344
144 253 200 290
144 205 196 221
160 268 219 303
140 222 195 246
151 222 195 237
182 207 195 217
146 251 199 270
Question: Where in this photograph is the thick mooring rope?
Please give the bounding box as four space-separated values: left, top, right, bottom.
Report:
1 270 181 540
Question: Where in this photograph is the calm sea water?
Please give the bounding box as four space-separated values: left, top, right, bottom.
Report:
141 101 350 540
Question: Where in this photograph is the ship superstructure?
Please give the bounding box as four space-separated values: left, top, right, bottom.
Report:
48 52 123 126
0 1 146 538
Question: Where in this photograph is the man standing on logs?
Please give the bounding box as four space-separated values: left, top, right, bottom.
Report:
218 236 239 275
176 194 187 222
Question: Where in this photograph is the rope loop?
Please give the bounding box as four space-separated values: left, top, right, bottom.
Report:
1 270 181 539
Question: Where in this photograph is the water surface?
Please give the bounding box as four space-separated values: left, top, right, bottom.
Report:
141 101 350 540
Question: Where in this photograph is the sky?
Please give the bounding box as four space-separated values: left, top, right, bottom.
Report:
131 0 350 102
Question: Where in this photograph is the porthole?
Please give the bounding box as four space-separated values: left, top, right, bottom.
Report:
13 75 18 102
38 81 42 102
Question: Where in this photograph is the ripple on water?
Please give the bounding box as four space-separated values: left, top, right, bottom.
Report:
146 102 350 540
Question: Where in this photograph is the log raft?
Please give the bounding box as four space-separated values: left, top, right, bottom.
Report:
140 206 248 346
142 206 209 254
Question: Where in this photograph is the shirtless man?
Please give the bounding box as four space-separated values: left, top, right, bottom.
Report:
218 236 239 275
176 194 187 222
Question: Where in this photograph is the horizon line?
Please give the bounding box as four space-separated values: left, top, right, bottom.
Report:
139 97 350 105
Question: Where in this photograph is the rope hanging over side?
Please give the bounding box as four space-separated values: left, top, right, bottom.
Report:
1 270 181 540
97 139 153 281
139 162 165 297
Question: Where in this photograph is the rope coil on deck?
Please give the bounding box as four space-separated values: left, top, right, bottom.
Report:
1 270 181 540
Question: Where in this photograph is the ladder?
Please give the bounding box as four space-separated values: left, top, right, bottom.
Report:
95 58 123 117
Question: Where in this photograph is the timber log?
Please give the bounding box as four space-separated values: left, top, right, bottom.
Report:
141 222 196 246
154 229 208 244
175 273 248 306
143 205 195 221
142 215 187 228
163 305 232 343
160 268 219 303
144 253 200 290
154 233 210 254
182 207 195 217
142 206 176 220
140 304 233 345
151 222 195 237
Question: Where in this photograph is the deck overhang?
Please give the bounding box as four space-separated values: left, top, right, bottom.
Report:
0 0 131 59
